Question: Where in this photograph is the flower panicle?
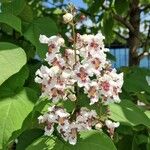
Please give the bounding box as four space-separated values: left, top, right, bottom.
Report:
35 8 123 145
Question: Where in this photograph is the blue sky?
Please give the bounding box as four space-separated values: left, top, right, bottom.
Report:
43 0 87 9
64 0 87 8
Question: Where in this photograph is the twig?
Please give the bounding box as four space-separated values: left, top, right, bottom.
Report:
112 13 135 33
138 24 150 59
113 30 128 41
140 4 150 12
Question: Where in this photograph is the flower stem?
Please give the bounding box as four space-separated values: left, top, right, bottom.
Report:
72 22 77 62
71 21 79 106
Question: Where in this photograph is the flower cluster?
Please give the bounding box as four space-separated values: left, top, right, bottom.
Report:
35 33 123 105
35 8 123 145
35 35 76 103
38 106 97 145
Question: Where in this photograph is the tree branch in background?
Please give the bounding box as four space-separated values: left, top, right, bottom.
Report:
140 4 150 12
101 4 135 33
113 30 127 41
138 24 150 59
112 13 135 33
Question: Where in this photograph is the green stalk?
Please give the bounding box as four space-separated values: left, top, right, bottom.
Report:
71 20 79 108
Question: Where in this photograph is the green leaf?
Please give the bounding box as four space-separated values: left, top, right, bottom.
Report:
26 60 41 92
136 92 150 104
33 98 50 114
1 0 26 15
135 134 149 145
122 67 150 103
106 52 116 61
103 12 114 44
140 0 150 4
24 17 58 58
0 88 38 149
122 67 150 94
83 0 93 4
114 0 129 15
0 42 26 85
19 4 33 23
89 0 104 14
109 100 150 127
145 110 150 119
132 136 140 150
16 129 43 150
116 125 133 135
0 13 21 33
27 130 117 150
0 65 29 97
117 135 133 150
1 0 11 3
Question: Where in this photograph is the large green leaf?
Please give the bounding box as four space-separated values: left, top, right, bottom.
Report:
122 67 150 93
27 130 117 150
0 88 38 149
1 0 26 15
89 0 104 14
122 67 150 103
24 17 58 58
140 0 150 4
0 13 21 33
0 42 26 85
19 4 33 23
16 129 43 150
103 12 115 44
114 0 129 15
0 65 29 97
109 100 150 127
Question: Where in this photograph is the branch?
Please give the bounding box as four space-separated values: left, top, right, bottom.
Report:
112 13 135 33
138 24 150 59
113 30 127 41
138 52 150 60
140 4 150 12
101 4 135 33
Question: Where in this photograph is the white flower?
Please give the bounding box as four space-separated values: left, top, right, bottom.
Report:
55 109 70 118
15 139 18 144
38 115 44 123
57 37 65 45
105 120 120 129
49 66 60 76
35 65 51 84
146 76 150 86
44 126 54 136
45 52 56 64
39 35 49 44
48 113 58 122
34 76 42 84
63 13 73 23
137 100 146 106
68 136 77 145
62 69 72 79
95 123 102 130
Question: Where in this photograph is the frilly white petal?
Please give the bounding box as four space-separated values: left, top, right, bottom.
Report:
39 34 49 44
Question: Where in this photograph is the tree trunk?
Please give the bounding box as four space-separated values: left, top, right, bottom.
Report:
128 0 140 66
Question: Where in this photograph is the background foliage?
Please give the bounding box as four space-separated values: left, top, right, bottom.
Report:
0 0 150 150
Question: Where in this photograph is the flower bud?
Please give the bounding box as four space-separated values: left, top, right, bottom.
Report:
58 37 65 45
95 123 102 130
63 13 73 23
68 93 76 101
80 15 86 21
